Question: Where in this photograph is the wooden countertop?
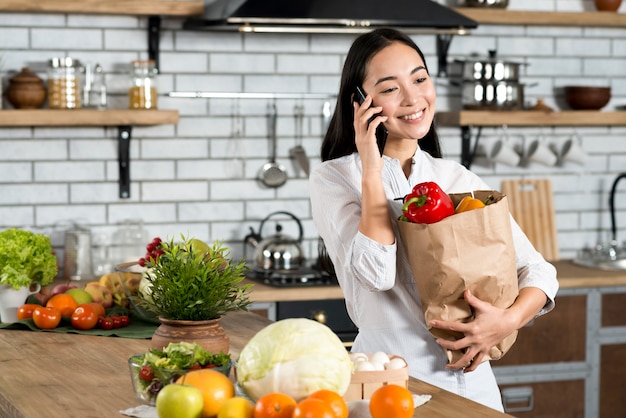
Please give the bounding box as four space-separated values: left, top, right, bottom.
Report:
246 260 626 303
0 311 512 418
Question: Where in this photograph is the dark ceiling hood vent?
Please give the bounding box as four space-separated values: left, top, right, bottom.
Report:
184 0 478 35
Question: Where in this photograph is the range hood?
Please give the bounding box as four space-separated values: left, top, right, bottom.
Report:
184 0 478 35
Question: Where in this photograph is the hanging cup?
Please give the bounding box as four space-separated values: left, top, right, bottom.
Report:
560 134 587 165
526 136 558 166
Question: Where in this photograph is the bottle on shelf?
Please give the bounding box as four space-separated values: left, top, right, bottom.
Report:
47 57 83 109
129 59 158 110
85 63 107 109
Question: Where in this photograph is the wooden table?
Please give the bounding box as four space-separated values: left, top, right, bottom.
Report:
0 311 513 418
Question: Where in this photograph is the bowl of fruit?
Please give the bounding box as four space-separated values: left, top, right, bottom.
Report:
128 341 232 405
115 261 160 324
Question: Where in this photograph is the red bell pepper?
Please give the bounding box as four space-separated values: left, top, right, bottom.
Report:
401 182 455 224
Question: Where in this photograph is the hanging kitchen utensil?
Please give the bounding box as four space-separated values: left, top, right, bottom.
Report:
321 100 332 136
227 98 245 178
289 102 309 177
258 102 287 187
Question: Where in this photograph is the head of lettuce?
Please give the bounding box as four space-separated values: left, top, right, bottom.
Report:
0 228 58 290
236 318 353 402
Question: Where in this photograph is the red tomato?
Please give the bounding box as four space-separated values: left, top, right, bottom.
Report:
119 315 130 327
100 317 114 330
17 303 41 320
139 365 154 382
32 307 62 329
111 316 122 329
70 304 99 330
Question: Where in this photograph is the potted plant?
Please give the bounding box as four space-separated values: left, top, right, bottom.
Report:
133 234 252 353
0 228 58 323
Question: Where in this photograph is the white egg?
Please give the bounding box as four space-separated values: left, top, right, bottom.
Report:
354 361 376 371
385 357 407 370
349 352 368 363
369 351 390 365
368 360 386 371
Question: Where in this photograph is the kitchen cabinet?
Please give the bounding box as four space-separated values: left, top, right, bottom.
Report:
491 261 626 418
599 343 626 418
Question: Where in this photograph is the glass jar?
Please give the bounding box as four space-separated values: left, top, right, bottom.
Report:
129 60 158 109
47 57 83 109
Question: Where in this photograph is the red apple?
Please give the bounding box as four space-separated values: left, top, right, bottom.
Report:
83 282 113 309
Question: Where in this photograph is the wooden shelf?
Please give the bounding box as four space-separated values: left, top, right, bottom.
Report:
436 110 626 127
454 7 626 27
0 0 203 16
0 109 179 127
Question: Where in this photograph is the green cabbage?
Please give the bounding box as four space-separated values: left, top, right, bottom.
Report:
236 318 353 402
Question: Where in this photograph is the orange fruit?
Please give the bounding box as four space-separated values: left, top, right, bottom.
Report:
46 293 79 318
306 389 348 418
175 368 235 418
292 398 335 418
253 393 297 418
369 384 414 418
85 302 106 317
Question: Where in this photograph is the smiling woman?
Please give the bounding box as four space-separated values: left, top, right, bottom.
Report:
310 27 558 412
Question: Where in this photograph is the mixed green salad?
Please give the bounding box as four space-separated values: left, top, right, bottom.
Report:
129 341 232 404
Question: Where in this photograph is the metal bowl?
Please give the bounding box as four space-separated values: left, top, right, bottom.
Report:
564 86 611 110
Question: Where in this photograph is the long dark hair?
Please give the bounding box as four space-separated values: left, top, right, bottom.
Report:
321 28 442 162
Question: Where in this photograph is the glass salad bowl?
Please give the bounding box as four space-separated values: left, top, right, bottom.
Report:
128 342 232 405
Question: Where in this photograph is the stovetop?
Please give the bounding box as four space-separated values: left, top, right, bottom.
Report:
245 266 338 287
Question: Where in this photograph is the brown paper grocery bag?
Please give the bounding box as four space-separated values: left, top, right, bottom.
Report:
397 190 518 364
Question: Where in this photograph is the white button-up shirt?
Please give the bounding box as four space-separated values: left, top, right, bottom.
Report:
309 148 558 411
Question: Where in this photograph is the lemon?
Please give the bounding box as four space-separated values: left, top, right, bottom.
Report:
217 397 254 418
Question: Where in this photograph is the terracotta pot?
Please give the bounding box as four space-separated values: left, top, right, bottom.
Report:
150 317 230 354
594 0 622 11
5 67 47 109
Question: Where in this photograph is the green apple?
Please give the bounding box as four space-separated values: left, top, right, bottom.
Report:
156 384 204 418
65 288 93 305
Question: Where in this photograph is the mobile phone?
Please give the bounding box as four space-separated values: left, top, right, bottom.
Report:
354 86 388 156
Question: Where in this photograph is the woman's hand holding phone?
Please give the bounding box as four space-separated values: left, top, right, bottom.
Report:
353 86 388 158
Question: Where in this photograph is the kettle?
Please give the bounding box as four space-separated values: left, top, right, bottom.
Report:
244 211 305 271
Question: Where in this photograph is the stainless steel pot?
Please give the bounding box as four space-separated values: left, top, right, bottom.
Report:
244 211 305 271
461 81 524 110
464 0 509 8
456 50 525 82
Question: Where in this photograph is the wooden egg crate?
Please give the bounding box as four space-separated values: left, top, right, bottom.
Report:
343 354 409 402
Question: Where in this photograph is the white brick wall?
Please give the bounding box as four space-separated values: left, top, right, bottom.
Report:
0 1 625 273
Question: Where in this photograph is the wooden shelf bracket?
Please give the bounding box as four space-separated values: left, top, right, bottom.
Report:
148 16 161 71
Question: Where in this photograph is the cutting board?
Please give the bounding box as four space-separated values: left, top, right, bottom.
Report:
501 179 560 261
